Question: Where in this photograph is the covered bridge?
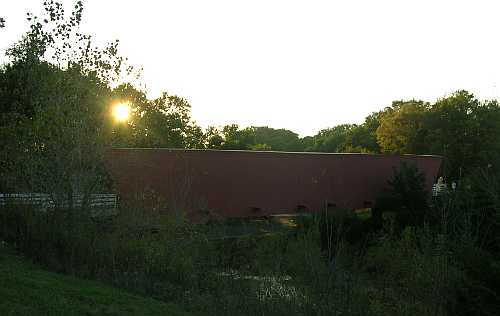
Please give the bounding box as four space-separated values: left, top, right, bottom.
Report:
104 149 442 219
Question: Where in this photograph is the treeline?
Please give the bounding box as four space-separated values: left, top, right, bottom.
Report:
108 88 500 180
202 93 500 181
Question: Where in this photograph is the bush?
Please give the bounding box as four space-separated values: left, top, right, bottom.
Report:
365 164 500 316
374 162 430 229
364 225 465 316
0 204 212 299
3 177 500 316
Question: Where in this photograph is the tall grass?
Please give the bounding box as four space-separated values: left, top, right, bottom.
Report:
1 169 499 316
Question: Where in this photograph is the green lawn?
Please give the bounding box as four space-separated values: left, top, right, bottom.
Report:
0 248 189 316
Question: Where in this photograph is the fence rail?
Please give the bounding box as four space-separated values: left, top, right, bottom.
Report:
0 193 117 209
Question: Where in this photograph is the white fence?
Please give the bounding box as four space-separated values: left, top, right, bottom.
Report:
0 193 117 210
432 183 448 197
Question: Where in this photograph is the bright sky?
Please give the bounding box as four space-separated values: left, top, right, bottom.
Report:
2 0 500 136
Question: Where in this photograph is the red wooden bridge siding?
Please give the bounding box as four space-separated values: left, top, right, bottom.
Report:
104 149 442 218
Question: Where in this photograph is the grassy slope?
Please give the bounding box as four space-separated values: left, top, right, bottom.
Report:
0 249 189 316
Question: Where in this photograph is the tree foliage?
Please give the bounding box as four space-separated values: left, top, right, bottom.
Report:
0 1 203 199
110 84 203 149
305 113 381 154
375 91 500 179
202 125 304 151
298 90 500 181
376 100 430 154
307 124 356 152
0 1 119 198
248 126 302 151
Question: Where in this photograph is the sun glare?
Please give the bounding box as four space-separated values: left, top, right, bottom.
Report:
113 103 130 122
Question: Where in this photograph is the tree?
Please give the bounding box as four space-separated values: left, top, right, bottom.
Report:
374 91 500 179
352 111 382 153
0 1 128 207
307 124 356 152
427 90 500 179
344 124 378 153
112 84 203 149
374 163 429 227
204 125 303 151
220 124 256 150
204 126 224 149
300 136 315 151
248 126 303 151
305 111 382 154
376 100 430 154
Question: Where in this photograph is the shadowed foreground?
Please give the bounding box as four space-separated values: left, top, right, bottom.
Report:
0 248 189 316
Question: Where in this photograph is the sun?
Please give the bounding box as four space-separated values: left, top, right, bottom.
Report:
113 102 130 122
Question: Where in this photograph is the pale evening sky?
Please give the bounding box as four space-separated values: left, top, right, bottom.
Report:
1 0 500 136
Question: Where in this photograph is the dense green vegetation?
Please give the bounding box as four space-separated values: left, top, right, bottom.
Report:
0 247 189 316
1 166 499 315
206 92 500 181
1 1 500 315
